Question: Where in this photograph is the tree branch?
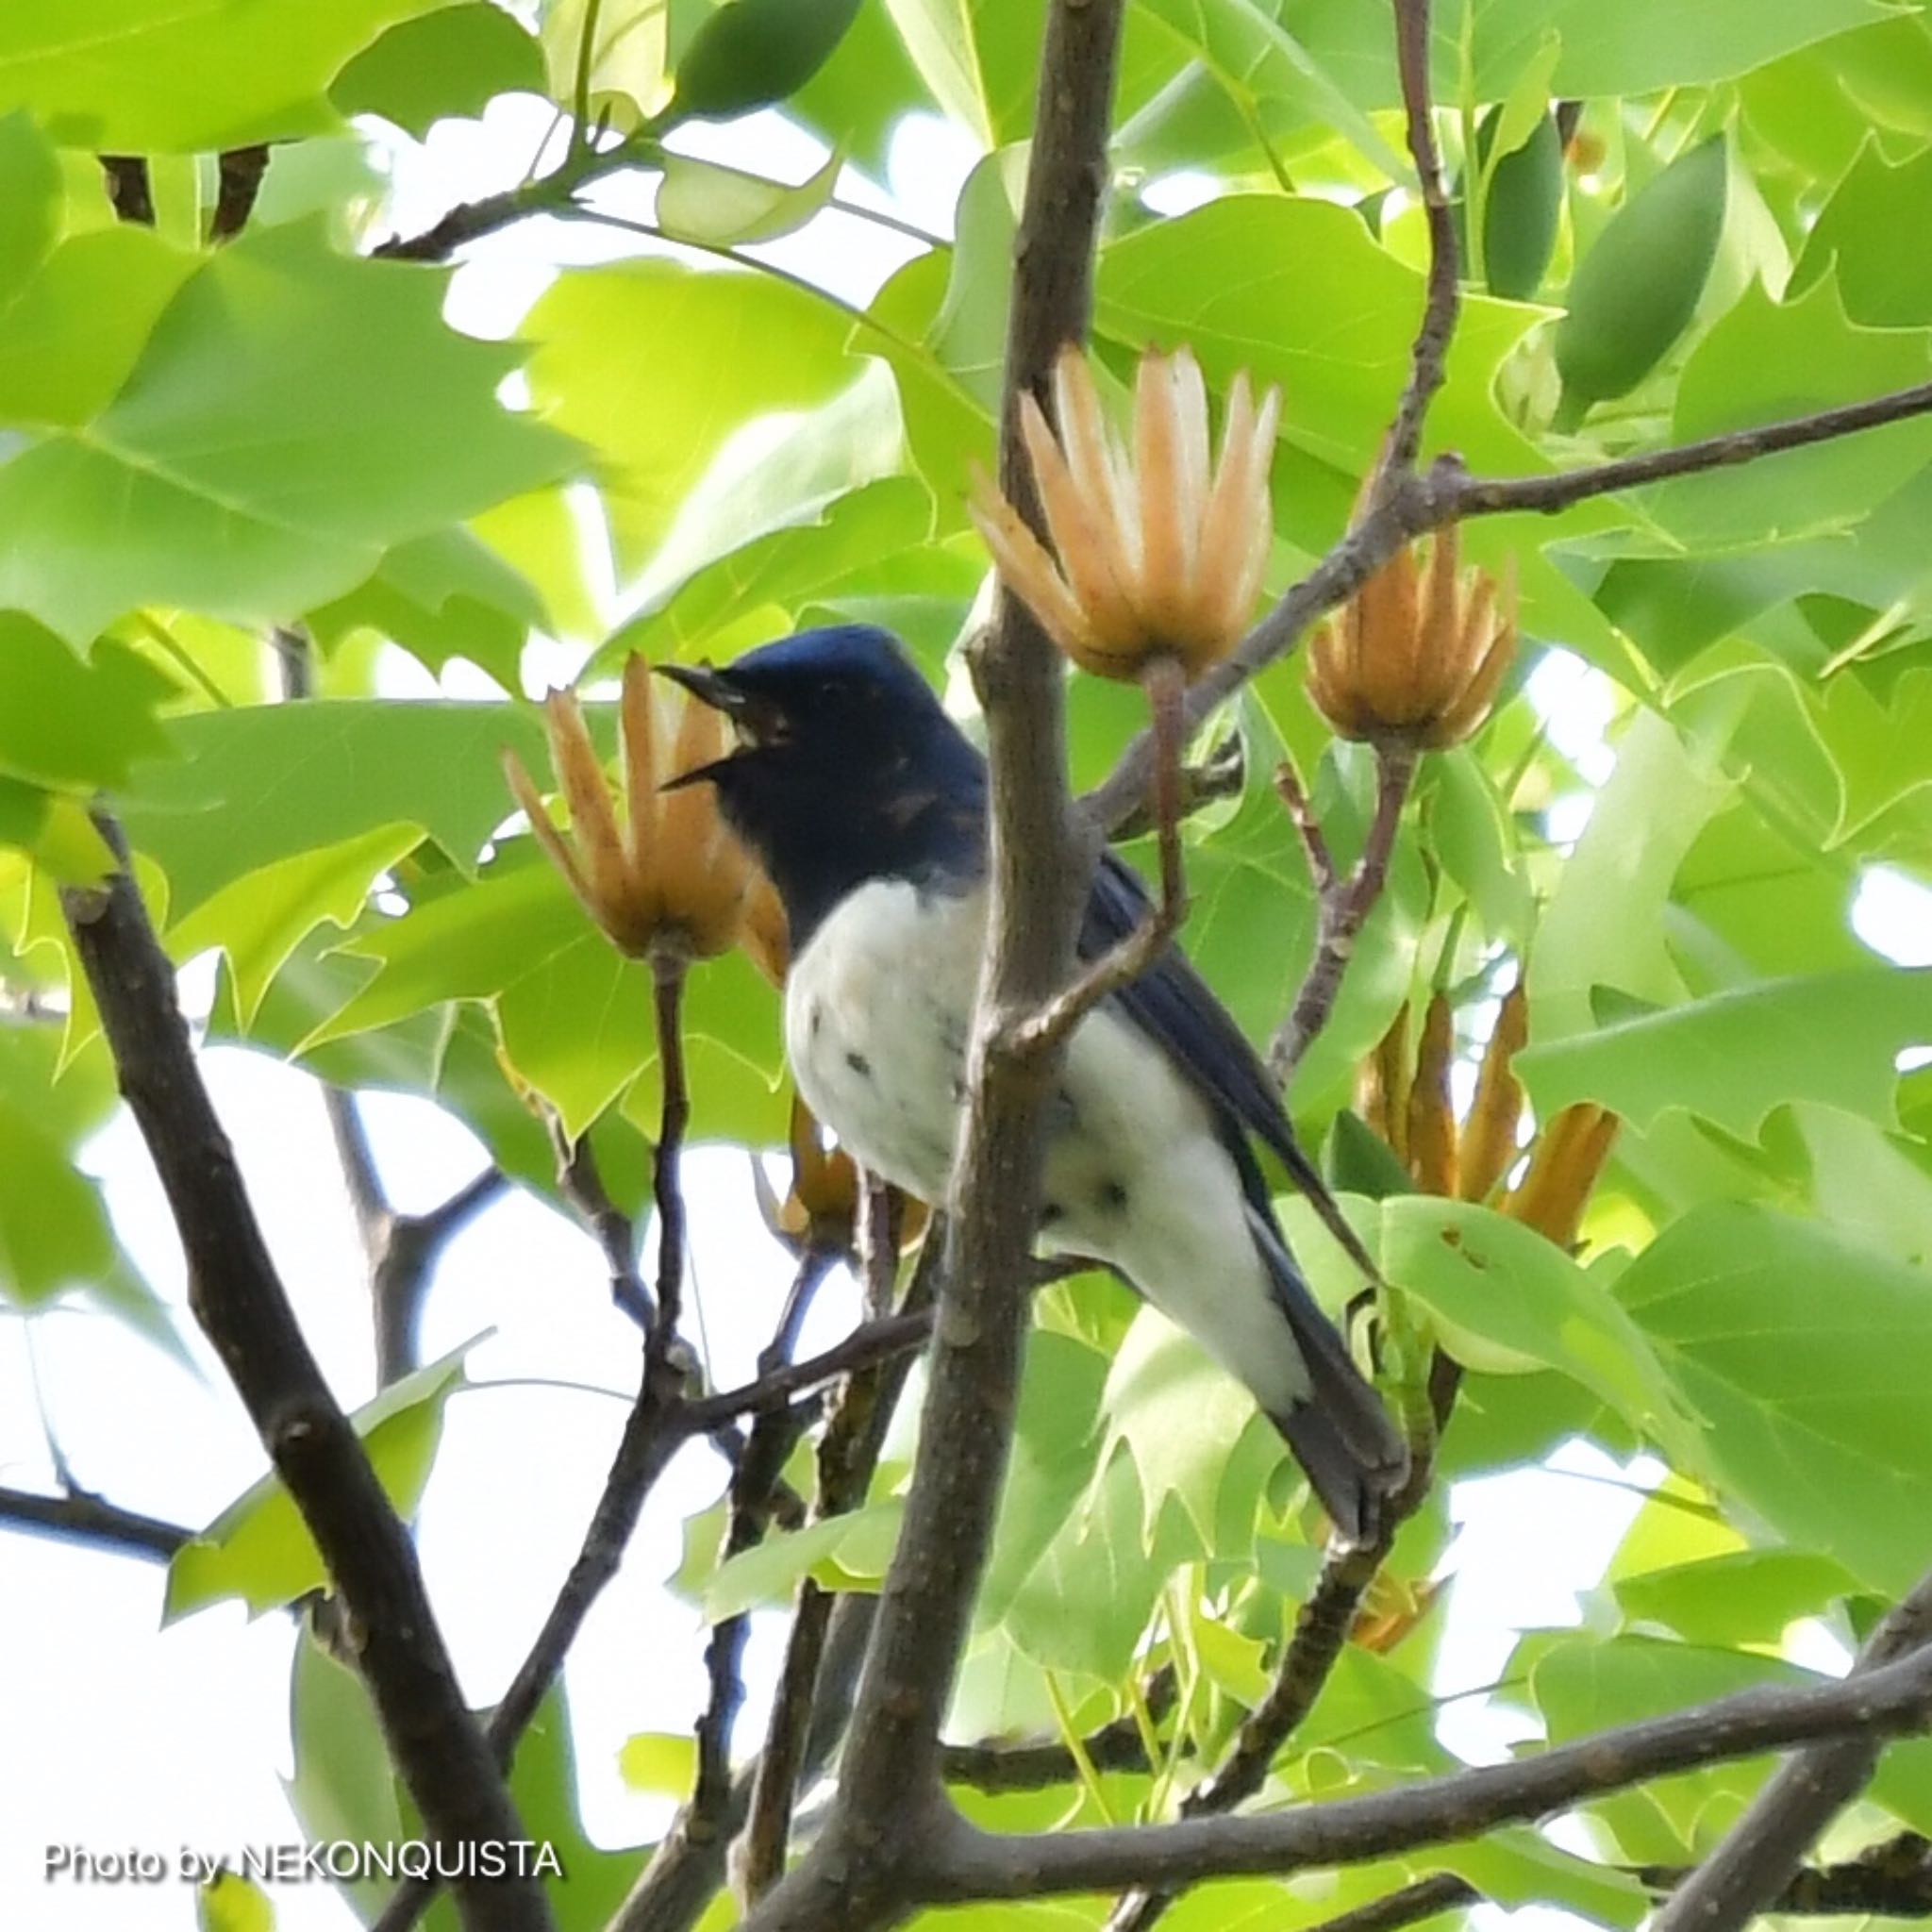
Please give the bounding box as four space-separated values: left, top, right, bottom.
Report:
209 143 272 243
1083 391 1932 838
0 1483 191 1562
738 12 1128 1929
924 1630 1932 1902
61 825 550 1932
741 1230 946 1903
97 156 154 225
1268 746 1417 1083
1380 0 1458 478
1654 1571 1932 1932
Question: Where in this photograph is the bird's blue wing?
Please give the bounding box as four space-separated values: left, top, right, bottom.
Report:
1081 850 1326 1208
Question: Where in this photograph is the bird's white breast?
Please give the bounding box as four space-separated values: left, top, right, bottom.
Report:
783 876 1310 1416
784 877 983 1199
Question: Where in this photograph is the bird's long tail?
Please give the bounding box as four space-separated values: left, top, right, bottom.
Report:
1244 1206 1410 1544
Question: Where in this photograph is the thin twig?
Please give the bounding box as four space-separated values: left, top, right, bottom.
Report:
648 953 692 1366
1269 746 1418 1082
554 1123 655 1332
691 1253 840 1842
1301 1873 1478 1932
62 822 549 1932
1379 0 1459 478
0 1484 192 1562
940 1668 1177 1792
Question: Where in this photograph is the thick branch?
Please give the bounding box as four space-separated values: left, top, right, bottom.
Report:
741 17 1127 1929
1655 1572 1932 1932
924 1635 1932 1902
61 831 548 1932
741 1231 946 1902
0 1483 191 1562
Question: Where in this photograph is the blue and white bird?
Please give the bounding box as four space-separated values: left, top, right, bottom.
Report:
663 624 1407 1541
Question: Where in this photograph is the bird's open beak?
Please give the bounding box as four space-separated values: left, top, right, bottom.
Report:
656 661 787 789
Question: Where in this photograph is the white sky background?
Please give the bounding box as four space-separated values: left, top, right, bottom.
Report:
6 89 1932 1932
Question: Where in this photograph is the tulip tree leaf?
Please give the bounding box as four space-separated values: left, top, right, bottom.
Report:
329 2 545 137
119 700 551 922
1620 1203 1932 1593
311 854 785 1142
0 221 575 644
163 1342 476 1622
0 0 453 151
1515 967 1932 1138
524 260 863 575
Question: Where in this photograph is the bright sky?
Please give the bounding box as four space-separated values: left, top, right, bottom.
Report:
8 87 1930 1932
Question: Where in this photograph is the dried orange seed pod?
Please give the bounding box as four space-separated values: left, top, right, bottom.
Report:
1459 983 1528 1203
504 653 774 967
1406 993 1457 1196
973 341 1283 683
1307 525 1518 750
1505 1103 1620 1248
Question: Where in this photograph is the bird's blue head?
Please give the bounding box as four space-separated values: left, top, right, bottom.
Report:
661 625 986 945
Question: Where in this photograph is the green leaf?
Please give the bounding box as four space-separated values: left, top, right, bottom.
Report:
600 477 951 674
0 1088 123 1307
1614 1549 1858 1647
665 0 864 125
656 147 844 248
306 526 550 692
1294 0 1880 106
0 0 451 150
977 1328 1112 1628
703 1499 904 1619
524 259 863 575
1515 967 1932 1138
0 111 60 308
0 221 575 644
617 1730 697 1798
1005 1450 1174 1682
163 1341 475 1621
0 777 117 884
1425 746 1532 945
1620 1202 1932 1592
120 700 550 923
197 1872 275 1932
1293 1193 1704 1467
329 3 546 137
1641 272 1932 550
1791 140 1932 327
486 1684 644 1928
880 0 1045 147
168 822 425 1028
0 619 175 790
1530 710 1731 1040
1441 1830 1646 1929
284 1627 406 1924
1103 1308 1262 1552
